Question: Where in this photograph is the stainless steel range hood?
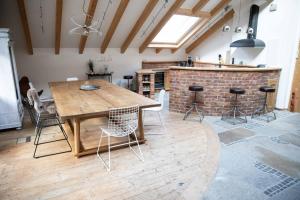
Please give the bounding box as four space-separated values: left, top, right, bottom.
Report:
230 4 265 48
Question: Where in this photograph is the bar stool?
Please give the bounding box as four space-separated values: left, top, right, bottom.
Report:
221 88 247 125
123 75 133 90
183 85 205 122
252 86 276 122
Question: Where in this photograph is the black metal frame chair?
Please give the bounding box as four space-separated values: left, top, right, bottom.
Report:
33 112 72 158
27 88 72 159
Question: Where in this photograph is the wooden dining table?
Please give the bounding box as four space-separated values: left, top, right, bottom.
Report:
49 79 160 157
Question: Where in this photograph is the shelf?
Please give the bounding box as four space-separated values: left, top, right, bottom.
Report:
142 81 151 83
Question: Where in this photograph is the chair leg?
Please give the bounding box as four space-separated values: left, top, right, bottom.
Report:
33 120 43 158
34 119 41 145
130 131 144 162
97 131 111 172
34 115 41 143
158 112 165 129
55 118 72 150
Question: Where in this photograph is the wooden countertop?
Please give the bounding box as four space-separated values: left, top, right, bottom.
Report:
136 69 156 74
169 66 281 72
194 61 260 68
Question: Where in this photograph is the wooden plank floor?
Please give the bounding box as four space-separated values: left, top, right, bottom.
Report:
0 111 220 200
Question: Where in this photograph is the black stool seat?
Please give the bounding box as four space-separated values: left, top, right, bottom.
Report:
230 88 245 94
259 86 275 93
123 75 133 79
189 85 203 92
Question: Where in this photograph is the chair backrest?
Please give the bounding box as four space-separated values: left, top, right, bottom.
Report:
108 105 139 137
66 77 79 81
158 89 166 109
19 76 30 98
27 88 44 114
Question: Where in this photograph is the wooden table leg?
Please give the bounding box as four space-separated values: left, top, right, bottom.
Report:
138 109 144 140
73 118 81 157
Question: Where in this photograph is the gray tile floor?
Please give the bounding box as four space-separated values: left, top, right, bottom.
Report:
203 111 300 200
153 92 300 199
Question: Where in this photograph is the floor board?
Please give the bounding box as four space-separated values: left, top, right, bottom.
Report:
0 111 219 200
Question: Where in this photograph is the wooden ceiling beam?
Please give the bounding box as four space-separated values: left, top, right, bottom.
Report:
138 0 185 53
172 0 231 53
17 0 33 55
192 0 209 14
210 0 231 16
185 9 234 53
176 8 210 18
101 0 129 54
121 0 159 54
79 0 98 54
55 0 63 54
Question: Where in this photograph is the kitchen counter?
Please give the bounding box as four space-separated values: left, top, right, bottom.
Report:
169 66 281 116
194 61 260 68
169 66 281 72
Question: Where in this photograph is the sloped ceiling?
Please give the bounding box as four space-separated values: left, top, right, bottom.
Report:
0 0 221 50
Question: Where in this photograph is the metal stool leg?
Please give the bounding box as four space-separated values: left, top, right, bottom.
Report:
183 91 205 122
222 93 247 125
252 92 276 122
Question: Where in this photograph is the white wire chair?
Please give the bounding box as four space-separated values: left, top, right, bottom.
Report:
97 105 144 171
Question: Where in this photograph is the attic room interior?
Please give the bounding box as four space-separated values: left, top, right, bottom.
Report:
1 0 300 199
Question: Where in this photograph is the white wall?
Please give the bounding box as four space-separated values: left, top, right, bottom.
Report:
15 48 185 97
189 0 300 109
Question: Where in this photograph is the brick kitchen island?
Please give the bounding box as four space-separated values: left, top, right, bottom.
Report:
169 65 281 116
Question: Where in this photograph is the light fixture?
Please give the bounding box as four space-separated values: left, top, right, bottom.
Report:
235 26 242 33
193 5 232 39
69 14 101 36
222 25 230 32
69 0 112 36
141 0 169 37
39 0 45 33
234 0 242 33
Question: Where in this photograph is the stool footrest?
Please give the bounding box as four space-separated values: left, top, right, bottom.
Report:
183 103 204 122
221 106 247 125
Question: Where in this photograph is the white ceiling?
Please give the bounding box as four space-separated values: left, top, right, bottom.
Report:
0 0 222 50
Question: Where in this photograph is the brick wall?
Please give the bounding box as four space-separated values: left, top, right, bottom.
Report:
169 69 281 116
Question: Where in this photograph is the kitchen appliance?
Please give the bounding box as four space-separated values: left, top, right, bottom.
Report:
155 72 164 89
0 29 23 130
230 4 265 48
187 56 193 67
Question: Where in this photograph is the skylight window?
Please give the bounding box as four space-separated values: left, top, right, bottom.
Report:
151 15 199 44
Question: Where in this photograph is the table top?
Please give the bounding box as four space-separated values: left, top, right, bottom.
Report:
49 80 160 120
